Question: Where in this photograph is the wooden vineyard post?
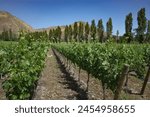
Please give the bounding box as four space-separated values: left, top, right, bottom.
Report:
114 64 129 100
140 66 150 95
69 60 71 71
67 59 68 68
124 73 129 87
78 67 81 82
86 72 90 92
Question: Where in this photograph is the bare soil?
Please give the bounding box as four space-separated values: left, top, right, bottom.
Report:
33 49 88 100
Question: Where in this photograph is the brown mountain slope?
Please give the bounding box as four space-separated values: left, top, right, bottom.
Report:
35 25 66 32
35 21 86 32
0 11 33 33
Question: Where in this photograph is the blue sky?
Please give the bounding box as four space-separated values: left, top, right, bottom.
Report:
0 0 150 35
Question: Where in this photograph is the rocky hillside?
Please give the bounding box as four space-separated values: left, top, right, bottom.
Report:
0 11 33 33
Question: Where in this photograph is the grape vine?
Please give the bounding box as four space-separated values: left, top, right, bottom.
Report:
52 43 150 93
0 36 49 99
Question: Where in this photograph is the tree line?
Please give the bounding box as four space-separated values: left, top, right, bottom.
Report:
124 8 150 43
0 29 17 41
0 8 150 43
49 8 150 43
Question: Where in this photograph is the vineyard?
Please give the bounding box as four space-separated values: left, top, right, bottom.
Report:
0 37 49 99
0 37 150 99
52 43 150 99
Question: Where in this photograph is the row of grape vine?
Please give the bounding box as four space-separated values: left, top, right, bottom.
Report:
0 37 49 99
52 43 150 98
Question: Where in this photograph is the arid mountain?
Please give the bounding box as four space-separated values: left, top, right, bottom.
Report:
35 25 66 32
35 21 86 32
0 11 106 38
0 10 88 35
0 11 33 33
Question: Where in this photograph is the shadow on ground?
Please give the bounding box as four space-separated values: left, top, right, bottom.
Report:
52 49 88 100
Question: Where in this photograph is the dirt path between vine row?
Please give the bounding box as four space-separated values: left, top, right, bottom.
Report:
33 49 109 100
33 49 89 100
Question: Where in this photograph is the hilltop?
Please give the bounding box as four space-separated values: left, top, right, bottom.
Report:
0 11 33 33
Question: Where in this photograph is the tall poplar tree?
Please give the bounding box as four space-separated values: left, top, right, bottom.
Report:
64 25 69 42
78 22 84 42
90 20 96 41
68 25 72 42
56 26 61 42
125 13 133 43
85 22 90 42
106 18 113 39
73 22 78 42
97 19 104 42
49 29 53 42
146 20 150 42
137 8 146 43
116 30 119 43
9 29 13 41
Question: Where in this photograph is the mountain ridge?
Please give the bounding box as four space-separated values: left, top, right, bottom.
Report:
0 11 88 34
0 10 33 33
